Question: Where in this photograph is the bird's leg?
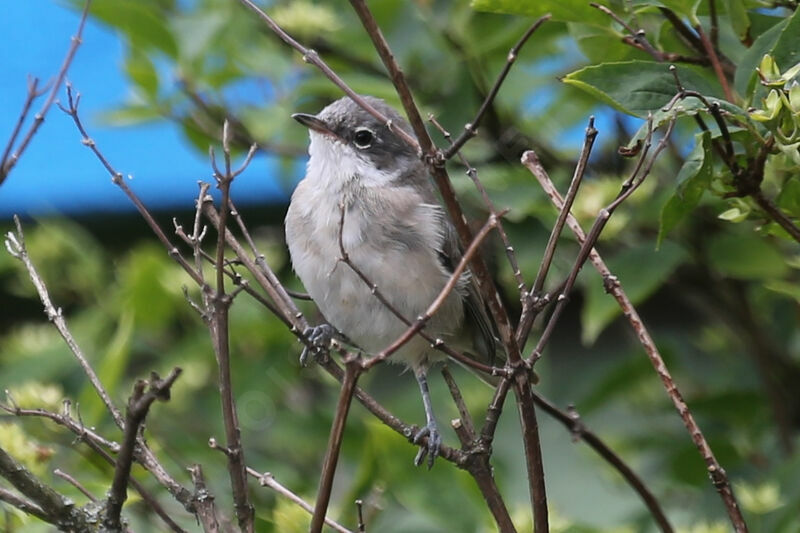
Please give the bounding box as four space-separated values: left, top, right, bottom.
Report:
299 323 337 366
412 366 442 469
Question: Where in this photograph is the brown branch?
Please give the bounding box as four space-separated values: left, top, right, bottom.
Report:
442 15 551 159
59 85 205 288
695 25 733 102
752 190 800 242
528 159 748 533
340 207 508 373
519 117 597 345
331 11 548 519
53 469 97 503
247 468 352 533
429 115 528 316
0 446 89 529
310 362 361 533
526 115 674 364
0 400 189 532
0 0 91 184
104 369 183 531
187 465 222 533
0 486 49 523
441 368 518 533
208 122 256 533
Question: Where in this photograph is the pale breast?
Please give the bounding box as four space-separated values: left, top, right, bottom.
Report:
285 180 465 367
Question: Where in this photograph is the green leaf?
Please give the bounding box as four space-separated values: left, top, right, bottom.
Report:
88 0 178 57
581 241 687 344
658 132 712 245
776 178 800 217
567 23 644 63
124 48 159 100
471 0 607 24
96 104 164 127
707 232 789 280
725 0 750 42
734 9 800 98
562 61 720 117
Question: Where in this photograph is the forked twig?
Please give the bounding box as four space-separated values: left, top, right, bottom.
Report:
0 0 92 184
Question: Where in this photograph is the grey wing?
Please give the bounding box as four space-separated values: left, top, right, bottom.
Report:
439 215 501 367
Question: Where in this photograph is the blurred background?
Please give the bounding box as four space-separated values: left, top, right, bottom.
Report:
1 1 798 531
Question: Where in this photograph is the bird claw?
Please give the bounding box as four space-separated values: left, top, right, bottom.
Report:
299 324 336 366
413 420 442 469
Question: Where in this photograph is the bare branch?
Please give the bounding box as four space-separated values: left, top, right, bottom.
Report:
310 362 361 533
53 469 97 503
360 211 506 370
0 486 49 523
247 468 353 533
104 369 183 531
0 446 89 529
528 396 674 532
0 0 91 184
442 15 551 159
334 203 507 376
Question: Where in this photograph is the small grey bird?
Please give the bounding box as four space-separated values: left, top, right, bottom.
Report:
285 96 498 467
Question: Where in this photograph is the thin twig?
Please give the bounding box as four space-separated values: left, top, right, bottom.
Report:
695 25 733 102
442 15 551 159
520 117 597 346
310 362 361 533
59 85 205 288
5 217 123 427
187 465 221 533
247 468 352 533
529 395 673 532
0 0 92 184
527 115 674 364
360 211 505 370
440 366 476 440
334 203 507 375
429 115 528 312
53 469 96 502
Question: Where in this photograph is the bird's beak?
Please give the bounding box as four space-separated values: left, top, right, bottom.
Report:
291 113 333 135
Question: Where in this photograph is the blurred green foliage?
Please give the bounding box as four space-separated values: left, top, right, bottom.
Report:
2 0 800 531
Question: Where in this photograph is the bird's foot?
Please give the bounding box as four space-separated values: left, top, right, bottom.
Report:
299 324 336 366
413 419 442 469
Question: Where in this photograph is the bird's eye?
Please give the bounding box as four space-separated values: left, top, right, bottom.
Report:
353 128 374 148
